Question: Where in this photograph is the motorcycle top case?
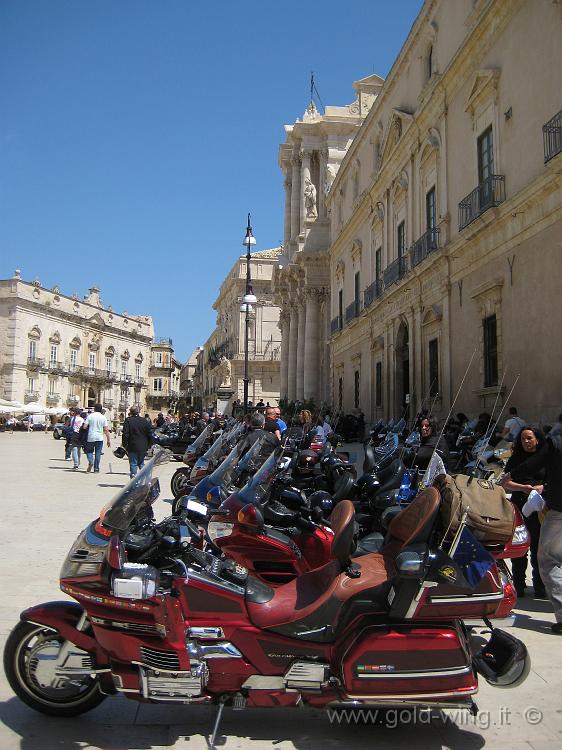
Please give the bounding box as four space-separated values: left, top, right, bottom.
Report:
338 622 477 699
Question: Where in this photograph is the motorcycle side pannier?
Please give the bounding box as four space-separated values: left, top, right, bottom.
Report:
436 474 515 544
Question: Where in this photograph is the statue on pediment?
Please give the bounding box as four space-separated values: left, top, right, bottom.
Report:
218 356 232 387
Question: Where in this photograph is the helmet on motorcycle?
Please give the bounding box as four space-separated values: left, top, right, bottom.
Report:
309 490 333 516
356 473 381 500
473 628 530 688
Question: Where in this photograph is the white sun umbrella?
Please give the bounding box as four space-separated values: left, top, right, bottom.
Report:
0 405 16 414
24 402 49 414
0 399 25 410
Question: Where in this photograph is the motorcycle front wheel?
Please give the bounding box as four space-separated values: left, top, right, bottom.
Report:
3 620 105 717
171 468 192 499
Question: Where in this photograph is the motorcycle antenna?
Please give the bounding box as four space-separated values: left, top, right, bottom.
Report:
468 366 508 477
468 372 520 484
427 346 478 473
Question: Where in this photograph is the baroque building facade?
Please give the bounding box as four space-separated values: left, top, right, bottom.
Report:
146 339 182 418
274 75 383 407
194 248 282 411
318 0 561 425
0 271 154 419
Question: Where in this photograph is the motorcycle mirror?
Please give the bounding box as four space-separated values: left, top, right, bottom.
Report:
237 503 264 530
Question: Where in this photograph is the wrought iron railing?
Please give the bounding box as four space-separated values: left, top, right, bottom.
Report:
330 315 343 335
24 391 40 402
46 393 60 404
364 279 383 308
383 255 408 287
458 175 505 231
345 300 361 324
27 357 45 369
47 360 66 374
118 401 129 411
67 395 80 405
410 227 440 268
103 399 114 408
543 109 562 163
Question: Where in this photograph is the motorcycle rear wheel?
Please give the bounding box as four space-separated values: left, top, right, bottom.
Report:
3 620 105 717
171 468 192 499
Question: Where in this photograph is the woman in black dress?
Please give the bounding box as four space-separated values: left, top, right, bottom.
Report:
501 427 546 598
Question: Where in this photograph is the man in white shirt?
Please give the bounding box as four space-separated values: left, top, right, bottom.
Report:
84 404 111 473
498 406 526 443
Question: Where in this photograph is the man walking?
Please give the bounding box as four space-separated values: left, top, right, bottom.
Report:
69 408 85 470
84 404 111 473
122 405 153 478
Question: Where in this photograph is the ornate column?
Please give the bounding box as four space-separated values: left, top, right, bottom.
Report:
283 171 292 249
303 288 320 401
279 309 290 400
290 155 301 243
386 323 395 420
319 148 327 218
300 149 312 231
287 307 298 401
413 303 423 417
296 298 306 401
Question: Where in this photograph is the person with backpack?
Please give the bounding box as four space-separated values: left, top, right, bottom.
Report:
497 406 526 443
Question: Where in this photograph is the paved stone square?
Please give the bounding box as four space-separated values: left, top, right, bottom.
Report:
0 433 560 750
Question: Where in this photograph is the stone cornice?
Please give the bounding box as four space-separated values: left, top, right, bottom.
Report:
5 298 153 344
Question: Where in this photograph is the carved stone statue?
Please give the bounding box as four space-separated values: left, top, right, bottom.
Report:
324 164 337 195
303 177 317 218
218 356 232 387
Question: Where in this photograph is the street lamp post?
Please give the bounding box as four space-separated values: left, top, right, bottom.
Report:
241 214 257 413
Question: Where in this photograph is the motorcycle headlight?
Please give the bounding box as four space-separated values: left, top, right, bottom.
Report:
207 521 234 542
112 563 159 600
512 524 530 546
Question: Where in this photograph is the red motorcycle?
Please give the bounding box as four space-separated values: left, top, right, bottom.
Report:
3 448 530 744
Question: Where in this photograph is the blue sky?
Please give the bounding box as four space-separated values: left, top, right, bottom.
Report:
0 0 424 362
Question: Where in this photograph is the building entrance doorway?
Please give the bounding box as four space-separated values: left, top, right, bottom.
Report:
395 321 410 420
87 387 96 409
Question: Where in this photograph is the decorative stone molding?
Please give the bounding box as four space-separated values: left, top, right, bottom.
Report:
351 239 363 264
28 326 41 340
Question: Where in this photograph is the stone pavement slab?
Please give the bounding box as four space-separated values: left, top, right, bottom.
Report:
0 433 561 749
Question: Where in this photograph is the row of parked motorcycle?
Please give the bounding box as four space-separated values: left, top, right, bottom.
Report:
3 414 531 745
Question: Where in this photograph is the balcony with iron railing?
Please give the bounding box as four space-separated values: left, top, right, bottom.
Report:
154 337 173 346
46 393 60 404
67 394 80 405
47 360 67 375
345 299 362 325
383 255 409 287
364 279 383 309
27 357 45 370
543 109 562 163
103 399 114 409
24 391 40 403
118 401 129 412
410 227 440 268
330 315 343 335
458 175 505 231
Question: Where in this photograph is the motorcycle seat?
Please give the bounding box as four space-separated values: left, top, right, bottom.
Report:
353 532 385 556
246 500 394 642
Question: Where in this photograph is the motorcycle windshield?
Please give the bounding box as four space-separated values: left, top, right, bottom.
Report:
99 446 171 531
238 447 284 505
405 430 421 448
373 433 399 465
221 432 271 489
183 423 213 459
206 439 247 488
392 418 406 434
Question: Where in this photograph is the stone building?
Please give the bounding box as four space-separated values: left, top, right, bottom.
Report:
178 349 199 410
195 248 282 411
146 339 182 418
0 271 154 419
274 76 383 407
326 0 562 425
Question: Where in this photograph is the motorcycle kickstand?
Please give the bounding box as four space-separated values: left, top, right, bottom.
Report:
209 696 227 749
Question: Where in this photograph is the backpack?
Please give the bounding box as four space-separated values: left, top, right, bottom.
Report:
435 473 516 544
